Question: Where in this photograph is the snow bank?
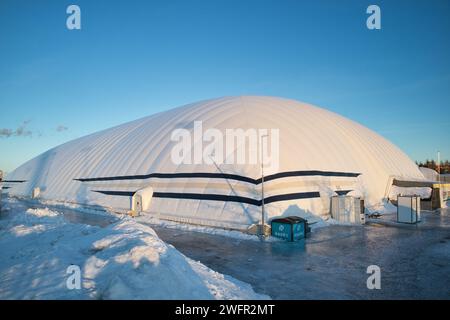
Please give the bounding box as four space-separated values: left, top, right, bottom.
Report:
37 198 116 217
388 186 432 200
0 198 268 300
365 201 397 215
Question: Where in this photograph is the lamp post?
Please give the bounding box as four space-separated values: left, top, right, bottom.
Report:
260 134 268 235
437 151 441 185
437 150 443 208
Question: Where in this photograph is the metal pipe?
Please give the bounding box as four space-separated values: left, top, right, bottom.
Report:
260 134 268 234
437 151 441 185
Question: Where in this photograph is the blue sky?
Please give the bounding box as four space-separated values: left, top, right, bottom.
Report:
0 0 449 173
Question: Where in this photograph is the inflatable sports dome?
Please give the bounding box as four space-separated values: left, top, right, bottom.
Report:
4 96 425 229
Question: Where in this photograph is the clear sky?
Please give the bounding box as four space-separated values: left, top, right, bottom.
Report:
0 0 449 173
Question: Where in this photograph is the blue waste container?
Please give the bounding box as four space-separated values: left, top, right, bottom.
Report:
286 216 310 238
271 216 307 241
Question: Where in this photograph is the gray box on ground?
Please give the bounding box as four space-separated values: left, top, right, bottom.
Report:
397 195 421 224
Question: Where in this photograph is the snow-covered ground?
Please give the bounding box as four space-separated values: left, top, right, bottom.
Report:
135 215 280 242
0 197 268 300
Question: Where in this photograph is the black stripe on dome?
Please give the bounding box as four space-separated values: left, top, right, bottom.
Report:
76 170 360 184
77 172 256 184
92 189 351 206
263 192 321 204
92 190 134 197
153 192 261 206
257 170 360 183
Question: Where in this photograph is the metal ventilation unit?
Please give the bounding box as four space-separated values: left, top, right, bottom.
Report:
331 195 365 224
397 195 421 224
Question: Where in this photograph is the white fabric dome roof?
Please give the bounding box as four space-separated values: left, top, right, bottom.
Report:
5 96 424 229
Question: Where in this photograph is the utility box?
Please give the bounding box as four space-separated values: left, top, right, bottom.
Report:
32 187 40 199
131 186 153 216
331 196 365 224
397 195 421 224
271 216 307 241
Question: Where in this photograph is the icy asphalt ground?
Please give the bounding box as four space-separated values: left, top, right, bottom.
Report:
150 209 450 300
4 198 449 299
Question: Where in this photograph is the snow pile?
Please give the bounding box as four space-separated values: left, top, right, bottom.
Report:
388 186 432 200
365 201 397 215
186 259 266 300
36 198 116 217
0 198 268 300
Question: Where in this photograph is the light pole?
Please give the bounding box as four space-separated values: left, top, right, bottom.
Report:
260 134 268 235
437 150 441 185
